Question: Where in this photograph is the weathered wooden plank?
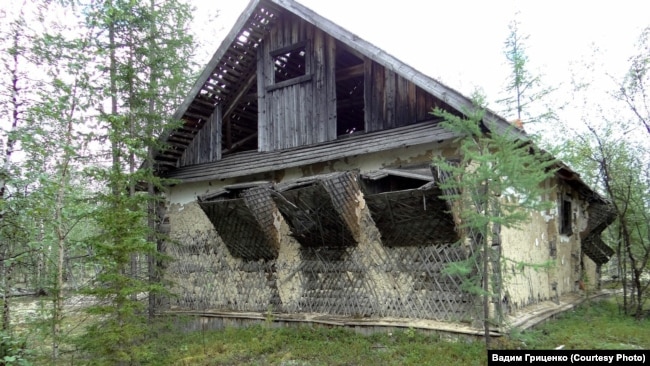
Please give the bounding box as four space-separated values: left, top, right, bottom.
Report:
213 105 222 161
303 70 313 146
278 87 286 149
368 62 385 132
273 87 282 150
407 77 418 123
257 45 269 152
385 68 396 129
312 27 326 143
395 74 410 126
165 120 452 182
325 34 337 141
291 84 299 147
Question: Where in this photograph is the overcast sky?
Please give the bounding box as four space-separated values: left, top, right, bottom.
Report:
194 0 649 116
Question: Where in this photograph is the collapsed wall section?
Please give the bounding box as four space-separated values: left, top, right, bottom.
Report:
164 170 478 322
198 186 279 260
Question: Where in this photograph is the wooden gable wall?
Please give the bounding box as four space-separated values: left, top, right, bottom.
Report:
258 12 337 151
179 106 222 166
365 62 445 132
175 8 453 168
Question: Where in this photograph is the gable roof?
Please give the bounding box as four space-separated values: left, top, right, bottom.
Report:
153 0 522 173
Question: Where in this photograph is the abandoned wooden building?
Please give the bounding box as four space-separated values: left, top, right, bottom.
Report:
152 0 615 333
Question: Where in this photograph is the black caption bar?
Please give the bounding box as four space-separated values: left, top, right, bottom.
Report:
488 350 648 365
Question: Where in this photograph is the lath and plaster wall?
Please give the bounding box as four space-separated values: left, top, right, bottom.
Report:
163 143 481 321
499 179 594 312
164 177 476 321
163 147 598 323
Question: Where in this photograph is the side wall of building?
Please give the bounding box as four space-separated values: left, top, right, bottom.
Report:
163 143 482 321
500 178 593 312
164 148 598 322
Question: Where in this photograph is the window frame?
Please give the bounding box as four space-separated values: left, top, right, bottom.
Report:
267 40 312 92
559 196 573 236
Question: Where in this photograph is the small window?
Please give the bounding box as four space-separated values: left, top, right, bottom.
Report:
272 42 307 83
560 199 572 235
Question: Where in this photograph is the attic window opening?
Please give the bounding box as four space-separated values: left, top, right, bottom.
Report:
272 41 308 84
335 47 365 137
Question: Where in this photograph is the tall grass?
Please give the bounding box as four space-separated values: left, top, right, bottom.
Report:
28 298 649 365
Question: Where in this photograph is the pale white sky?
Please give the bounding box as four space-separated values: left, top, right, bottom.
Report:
193 0 649 127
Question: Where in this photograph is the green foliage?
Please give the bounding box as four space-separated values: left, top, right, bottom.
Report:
432 93 557 335
434 95 556 230
498 16 557 124
433 93 556 237
90 298 643 365
0 331 30 366
66 0 197 363
158 324 485 366
504 299 650 350
559 24 650 317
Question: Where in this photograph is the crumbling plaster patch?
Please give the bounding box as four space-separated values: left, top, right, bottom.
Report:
274 209 304 309
499 181 593 311
500 210 554 310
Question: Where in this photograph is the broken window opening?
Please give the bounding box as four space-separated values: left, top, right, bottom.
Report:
272 42 307 84
560 199 573 236
361 174 429 195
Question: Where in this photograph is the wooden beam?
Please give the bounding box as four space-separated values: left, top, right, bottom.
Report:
223 132 258 155
336 63 364 81
226 116 232 150
223 72 258 119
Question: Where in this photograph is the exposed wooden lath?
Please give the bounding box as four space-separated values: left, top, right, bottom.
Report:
154 0 282 169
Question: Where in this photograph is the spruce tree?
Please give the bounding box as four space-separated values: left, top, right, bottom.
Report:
73 0 195 363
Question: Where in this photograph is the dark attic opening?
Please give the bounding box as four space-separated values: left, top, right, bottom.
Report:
222 79 260 156
335 44 365 136
360 167 459 247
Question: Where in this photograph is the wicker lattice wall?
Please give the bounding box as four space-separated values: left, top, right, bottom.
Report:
166 171 478 322
165 203 281 312
291 244 475 321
